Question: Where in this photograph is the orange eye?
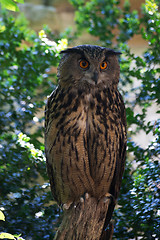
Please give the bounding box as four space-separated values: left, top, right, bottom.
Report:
79 60 89 69
100 61 108 70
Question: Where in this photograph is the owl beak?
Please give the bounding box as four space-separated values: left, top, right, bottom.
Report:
92 71 99 84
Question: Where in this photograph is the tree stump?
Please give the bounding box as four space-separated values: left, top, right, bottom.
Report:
54 194 113 240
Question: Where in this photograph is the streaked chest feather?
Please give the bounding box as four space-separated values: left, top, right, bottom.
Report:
47 87 123 136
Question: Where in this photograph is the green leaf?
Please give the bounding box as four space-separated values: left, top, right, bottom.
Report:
0 233 15 239
14 0 24 3
0 211 5 221
0 0 19 11
0 25 6 32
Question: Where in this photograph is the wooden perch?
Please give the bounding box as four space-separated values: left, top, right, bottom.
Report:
54 194 113 240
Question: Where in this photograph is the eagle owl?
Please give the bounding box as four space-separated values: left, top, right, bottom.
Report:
45 45 127 224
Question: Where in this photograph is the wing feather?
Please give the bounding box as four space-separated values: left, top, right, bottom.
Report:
45 87 95 205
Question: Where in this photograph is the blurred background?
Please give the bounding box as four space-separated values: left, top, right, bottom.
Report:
18 0 147 52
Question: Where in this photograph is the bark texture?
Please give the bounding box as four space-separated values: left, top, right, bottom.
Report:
54 195 113 240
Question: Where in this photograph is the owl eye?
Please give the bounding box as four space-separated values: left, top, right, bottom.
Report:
100 61 108 70
79 60 89 69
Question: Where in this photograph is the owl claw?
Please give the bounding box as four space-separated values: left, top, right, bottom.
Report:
80 197 84 203
79 192 90 203
85 192 90 200
63 193 91 210
63 202 72 210
103 193 115 204
76 193 90 209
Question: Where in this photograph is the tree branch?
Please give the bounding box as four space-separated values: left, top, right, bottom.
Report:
54 194 113 240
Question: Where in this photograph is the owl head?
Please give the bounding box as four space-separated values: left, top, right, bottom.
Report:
58 45 121 90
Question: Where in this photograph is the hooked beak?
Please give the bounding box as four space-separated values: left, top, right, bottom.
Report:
92 71 99 84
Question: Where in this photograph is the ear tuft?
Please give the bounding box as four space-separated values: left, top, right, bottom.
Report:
60 48 83 55
106 49 122 56
60 48 72 54
115 50 122 55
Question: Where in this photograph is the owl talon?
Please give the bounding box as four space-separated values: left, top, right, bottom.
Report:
80 197 84 203
79 192 90 203
63 202 72 210
85 192 90 200
103 193 115 204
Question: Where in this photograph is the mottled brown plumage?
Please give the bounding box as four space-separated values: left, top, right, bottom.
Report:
45 45 127 228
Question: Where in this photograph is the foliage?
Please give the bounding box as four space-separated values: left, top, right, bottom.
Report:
0 0 24 12
70 0 160 239
0 0 160 239
0 13 67 240
0 210 24 239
